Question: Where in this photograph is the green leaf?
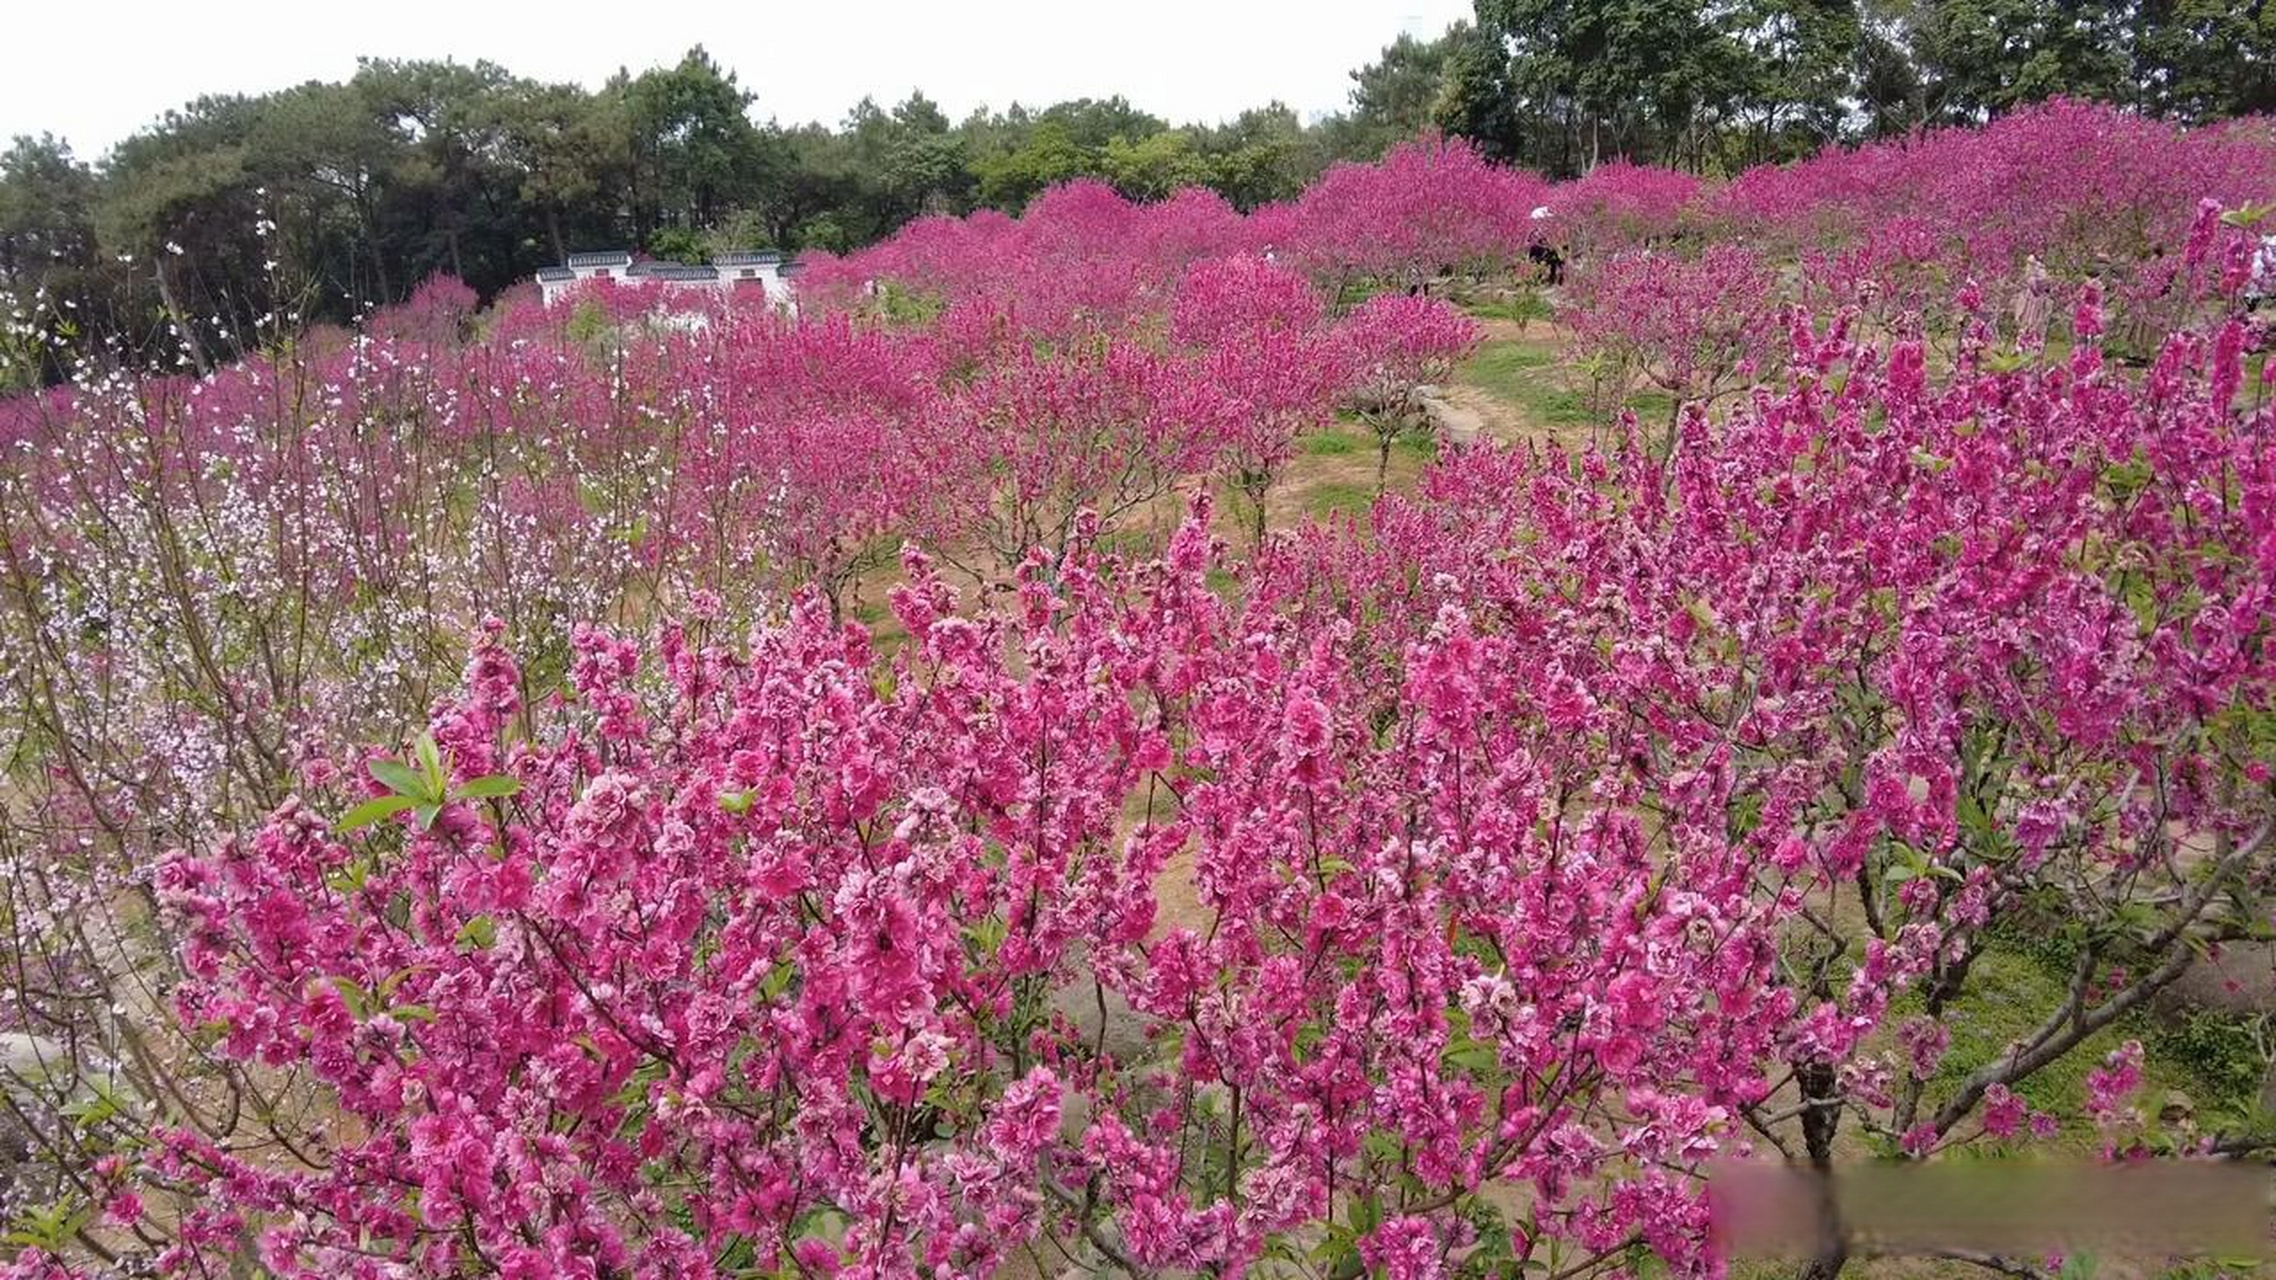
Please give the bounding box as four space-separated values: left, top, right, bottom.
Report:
368 758 430 800
60 1089 120 1130
1955 789 1991 839
414 732 446 790
390 1004 438 1023
457 775 521 800
2220 200 2275 229
2125 574 2158 635
1635 866 1668 922
2103 456 2154 500
1442 1036 1499 1075
457 915 498 950
328 976 371 1019
1362 1129 1404 1164
338 794 418 832
964 915 1008 959
3 1200 89 1252
761 963 796 1001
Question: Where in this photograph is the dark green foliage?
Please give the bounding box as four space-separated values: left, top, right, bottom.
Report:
1462 0 2276 177
2146 1009 2266 1122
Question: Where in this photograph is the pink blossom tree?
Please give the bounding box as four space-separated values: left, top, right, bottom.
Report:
1335 294 1483 488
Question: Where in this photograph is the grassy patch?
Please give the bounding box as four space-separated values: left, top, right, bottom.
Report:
1466 294 1550 326
2145 1007 2265 1127
1304 481 1378 520
1309 424 1437 464
1460 339 1555 388
1626 389 1678 421
1396 430 1439 462
848 598 909 659
1458 340 1595 429
1912 946 2116 1142
1893 932 2266 1150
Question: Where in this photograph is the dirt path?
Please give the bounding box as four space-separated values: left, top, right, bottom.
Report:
1438 382 1531 445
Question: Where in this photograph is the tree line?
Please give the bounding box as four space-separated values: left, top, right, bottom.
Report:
1445 0 2276 173
3 0 2271 377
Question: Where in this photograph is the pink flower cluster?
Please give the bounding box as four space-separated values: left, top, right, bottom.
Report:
60 279 2269 1279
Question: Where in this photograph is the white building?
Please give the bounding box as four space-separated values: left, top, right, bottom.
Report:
535 249 800 311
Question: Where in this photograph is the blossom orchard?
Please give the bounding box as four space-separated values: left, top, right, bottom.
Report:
813 101 2276 349
114 274 2276 1279
0 221 1472 1274
2 103 2276 1279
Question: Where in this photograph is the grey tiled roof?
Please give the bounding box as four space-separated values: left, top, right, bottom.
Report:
565 251 632 268
626 262 720 282
536 267 575 282
712 250 783 266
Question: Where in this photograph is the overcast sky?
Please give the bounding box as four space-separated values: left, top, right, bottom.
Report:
2 0 1471 160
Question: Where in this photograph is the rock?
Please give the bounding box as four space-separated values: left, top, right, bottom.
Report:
1047 970 1151 1067
0 1033 69 1083
1421 394 1488 445
2160 939 2276 1016
2159 1089 2195 1127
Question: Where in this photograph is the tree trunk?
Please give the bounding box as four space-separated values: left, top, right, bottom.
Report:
365 215 393 306
154 259 211 374
1796 1059 1848 1280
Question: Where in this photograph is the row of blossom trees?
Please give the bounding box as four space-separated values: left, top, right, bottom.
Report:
804 100 2276 391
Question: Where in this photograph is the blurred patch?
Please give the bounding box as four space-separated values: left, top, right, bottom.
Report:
1708 1160 2270 1259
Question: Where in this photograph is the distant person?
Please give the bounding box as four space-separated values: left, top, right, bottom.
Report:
2247 234 2276 313
1526 206 1565 286
2012 255 2053 350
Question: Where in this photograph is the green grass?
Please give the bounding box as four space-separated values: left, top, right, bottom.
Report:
1626 388 1678 421
1905 947 2118 1145
1458 340 1593 429
1307 424 1440 462
1304 481 1378 520
1456 339 1705 438
847 596 909 660
2146 1008 2265 1122
1460 338 1555 387
1093 526 1161 560
1465 294 1550 326
1891 932 2265 1151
